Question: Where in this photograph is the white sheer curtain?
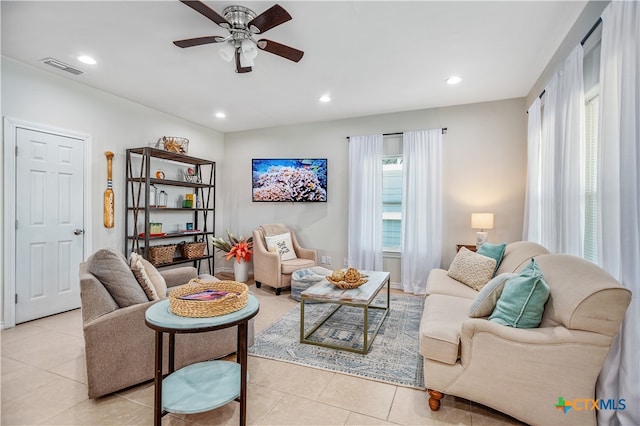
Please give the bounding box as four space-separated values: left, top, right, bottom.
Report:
400 129 442 294
347 134 383 271
523 97 542 241
595 2 640 425
528 45 585 255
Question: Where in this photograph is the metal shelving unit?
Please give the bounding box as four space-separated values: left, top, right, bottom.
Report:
125 147 215 272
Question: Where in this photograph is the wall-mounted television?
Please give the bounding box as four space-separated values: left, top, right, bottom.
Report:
252 158 327 202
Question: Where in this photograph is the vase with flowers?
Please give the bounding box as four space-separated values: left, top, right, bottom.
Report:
211 230 253 282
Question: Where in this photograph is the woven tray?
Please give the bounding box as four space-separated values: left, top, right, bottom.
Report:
149 244 177 265
169 279 248 318
179 241 206 259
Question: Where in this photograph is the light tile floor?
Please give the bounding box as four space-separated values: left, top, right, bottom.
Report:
1 276 522 425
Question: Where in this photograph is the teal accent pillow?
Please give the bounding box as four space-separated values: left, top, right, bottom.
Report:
489 259 550 328
477 242 507 274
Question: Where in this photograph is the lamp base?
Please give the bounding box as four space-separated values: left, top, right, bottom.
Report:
476 231 488 249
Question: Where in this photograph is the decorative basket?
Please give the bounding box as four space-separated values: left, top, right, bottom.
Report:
169 279 249 318
148 244 177 265
156 136 189 154
179 241 206 259
326 267 368 289
326 277 368 289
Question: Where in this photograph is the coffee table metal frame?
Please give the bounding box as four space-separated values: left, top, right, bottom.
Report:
145 295 259 426
299 271 390 354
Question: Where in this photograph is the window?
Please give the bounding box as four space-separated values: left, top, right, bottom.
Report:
584 95 599 263
382 156 402 251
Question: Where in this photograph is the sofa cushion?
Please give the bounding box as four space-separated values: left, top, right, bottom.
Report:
130 253 167 300
489 259 551 328
447 248 496 290
87 249 149 308
426 269 479 299
468 273 517 317
477 242 507 274
265 232 297 261
420 294 473 365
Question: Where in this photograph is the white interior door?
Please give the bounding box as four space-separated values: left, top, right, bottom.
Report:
15 128 84 323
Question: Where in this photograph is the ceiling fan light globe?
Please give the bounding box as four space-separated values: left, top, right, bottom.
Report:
241 39 258 60
219 43 235 62
239 54 254 68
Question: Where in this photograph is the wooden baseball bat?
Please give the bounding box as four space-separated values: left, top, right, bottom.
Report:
104 151 115 228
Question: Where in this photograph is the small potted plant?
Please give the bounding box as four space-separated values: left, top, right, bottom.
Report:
211 230 253 282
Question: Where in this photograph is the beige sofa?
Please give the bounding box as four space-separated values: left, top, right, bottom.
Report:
80 251 254 399
420 242 631 426
252 224 317 295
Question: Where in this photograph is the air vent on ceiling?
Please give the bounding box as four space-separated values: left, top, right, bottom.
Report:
40 57 83 75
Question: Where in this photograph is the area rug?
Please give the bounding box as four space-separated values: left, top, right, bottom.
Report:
249 294 425 389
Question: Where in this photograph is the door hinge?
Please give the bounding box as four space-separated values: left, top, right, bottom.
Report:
15 294 18 304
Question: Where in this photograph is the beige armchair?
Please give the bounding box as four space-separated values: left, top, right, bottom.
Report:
252 224 317 295
80 249 254 398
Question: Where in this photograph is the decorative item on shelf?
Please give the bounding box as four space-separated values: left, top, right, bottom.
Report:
211 230 254 283
103 151 115 228
178 240 207 259
149 222 163 234
149 184 157 207
182 193 194 208
157 190 168 208
169 279 248 318
157 136 189 154
183 167 200 183
471 213 494 249
155 169 165 179
326 267 368 289
148 244 177 266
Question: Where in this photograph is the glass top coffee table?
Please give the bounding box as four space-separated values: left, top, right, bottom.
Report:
300 270 390 354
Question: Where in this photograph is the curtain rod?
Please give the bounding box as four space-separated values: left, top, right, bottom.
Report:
346 128 447 140
538 17 603 100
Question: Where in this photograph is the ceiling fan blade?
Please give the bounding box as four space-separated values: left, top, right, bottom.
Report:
247 4 292 33
257 39 304 63
173 36 225 48
235 48 253 73
179 0 231 29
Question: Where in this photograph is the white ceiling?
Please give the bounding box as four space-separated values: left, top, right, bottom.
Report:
2 1 587 133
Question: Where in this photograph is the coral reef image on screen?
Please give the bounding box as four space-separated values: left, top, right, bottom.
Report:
252 159 327 202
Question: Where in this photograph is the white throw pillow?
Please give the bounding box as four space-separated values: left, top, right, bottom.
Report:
447 247 497 290
468 273 517 317
130 253 167 300
264 232 297 261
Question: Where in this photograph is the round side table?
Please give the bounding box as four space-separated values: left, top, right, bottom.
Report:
145 294 259 426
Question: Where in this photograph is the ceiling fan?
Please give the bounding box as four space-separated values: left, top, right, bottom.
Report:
174 0 304 73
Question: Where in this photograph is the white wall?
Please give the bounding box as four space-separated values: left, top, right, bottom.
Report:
1 57 224 323
223 98 528 284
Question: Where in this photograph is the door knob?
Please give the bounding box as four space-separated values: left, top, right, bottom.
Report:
74 229 84 235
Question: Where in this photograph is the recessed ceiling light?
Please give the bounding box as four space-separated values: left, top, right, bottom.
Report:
215 112 226 118
77 55 96 65
446 75 461 85
319 94 331 103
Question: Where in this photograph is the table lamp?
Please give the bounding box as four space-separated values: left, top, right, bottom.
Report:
471 213 494 248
